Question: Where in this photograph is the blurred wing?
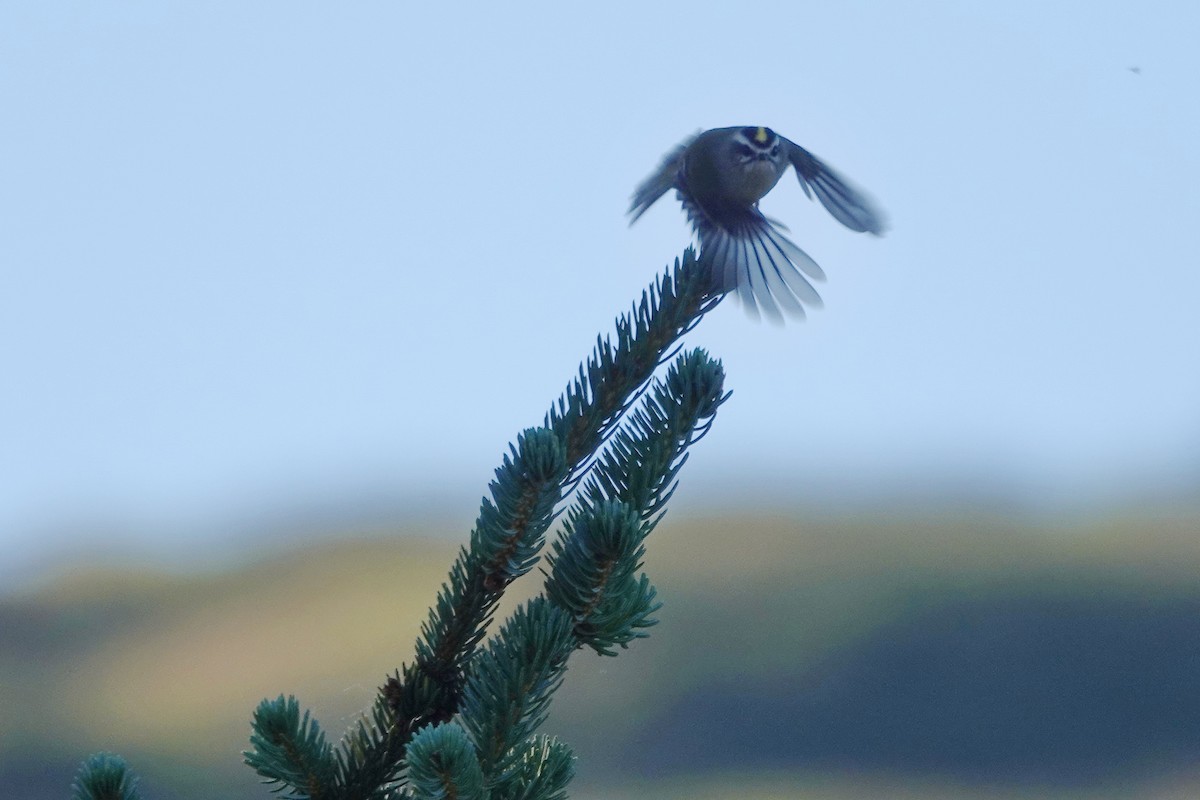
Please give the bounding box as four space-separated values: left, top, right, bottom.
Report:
682 190 825 324
784 138 887 235
628 135 695 224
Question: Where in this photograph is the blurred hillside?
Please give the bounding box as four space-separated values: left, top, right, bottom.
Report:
3 509 1200 799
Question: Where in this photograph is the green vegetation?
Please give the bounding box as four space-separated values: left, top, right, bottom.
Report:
58 249 729 799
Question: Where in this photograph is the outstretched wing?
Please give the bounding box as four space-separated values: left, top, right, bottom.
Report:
628 135 696 224
680 189 826 324
784 138 887 235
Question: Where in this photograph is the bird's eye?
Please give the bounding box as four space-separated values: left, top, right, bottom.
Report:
770 144 780 156
734 143 755 159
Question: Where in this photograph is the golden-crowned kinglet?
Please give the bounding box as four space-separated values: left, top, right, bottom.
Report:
629 126 885 322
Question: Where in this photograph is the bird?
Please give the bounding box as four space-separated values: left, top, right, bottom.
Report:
628 126 886 322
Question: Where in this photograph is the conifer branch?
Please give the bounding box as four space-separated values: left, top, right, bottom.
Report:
579 348 728 520
546 349 728 654
405 722 486 800
333 693 409 799
361 248 719 785
244 695 337 799
546 248 721 481
458 598 576 780
86 247 726 800
71 753 140 800
487 737 574 800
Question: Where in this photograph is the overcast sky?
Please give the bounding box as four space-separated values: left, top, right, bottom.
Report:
2 2 1198 577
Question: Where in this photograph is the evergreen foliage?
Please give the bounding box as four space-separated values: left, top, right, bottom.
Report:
71 247 727 799
70 753 139 800
405 723 485 800
458 598 576 778
245 695 337 798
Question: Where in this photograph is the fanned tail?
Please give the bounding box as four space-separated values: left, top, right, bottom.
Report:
681 190 825 323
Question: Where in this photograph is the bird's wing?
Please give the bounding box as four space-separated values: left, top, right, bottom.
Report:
784 138 887 235
683 191 825 324
628 134 696 224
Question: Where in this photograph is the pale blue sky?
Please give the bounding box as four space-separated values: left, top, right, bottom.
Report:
2 2 1198 577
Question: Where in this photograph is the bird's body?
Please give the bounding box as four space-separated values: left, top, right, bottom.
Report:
629 126 885 322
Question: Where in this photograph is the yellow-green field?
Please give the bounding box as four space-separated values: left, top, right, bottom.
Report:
3 508 1199 799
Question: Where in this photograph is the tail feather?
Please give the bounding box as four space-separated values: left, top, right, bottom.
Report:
686 191 825 322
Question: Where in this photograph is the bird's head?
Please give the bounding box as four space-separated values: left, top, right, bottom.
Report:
726 126 787 202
